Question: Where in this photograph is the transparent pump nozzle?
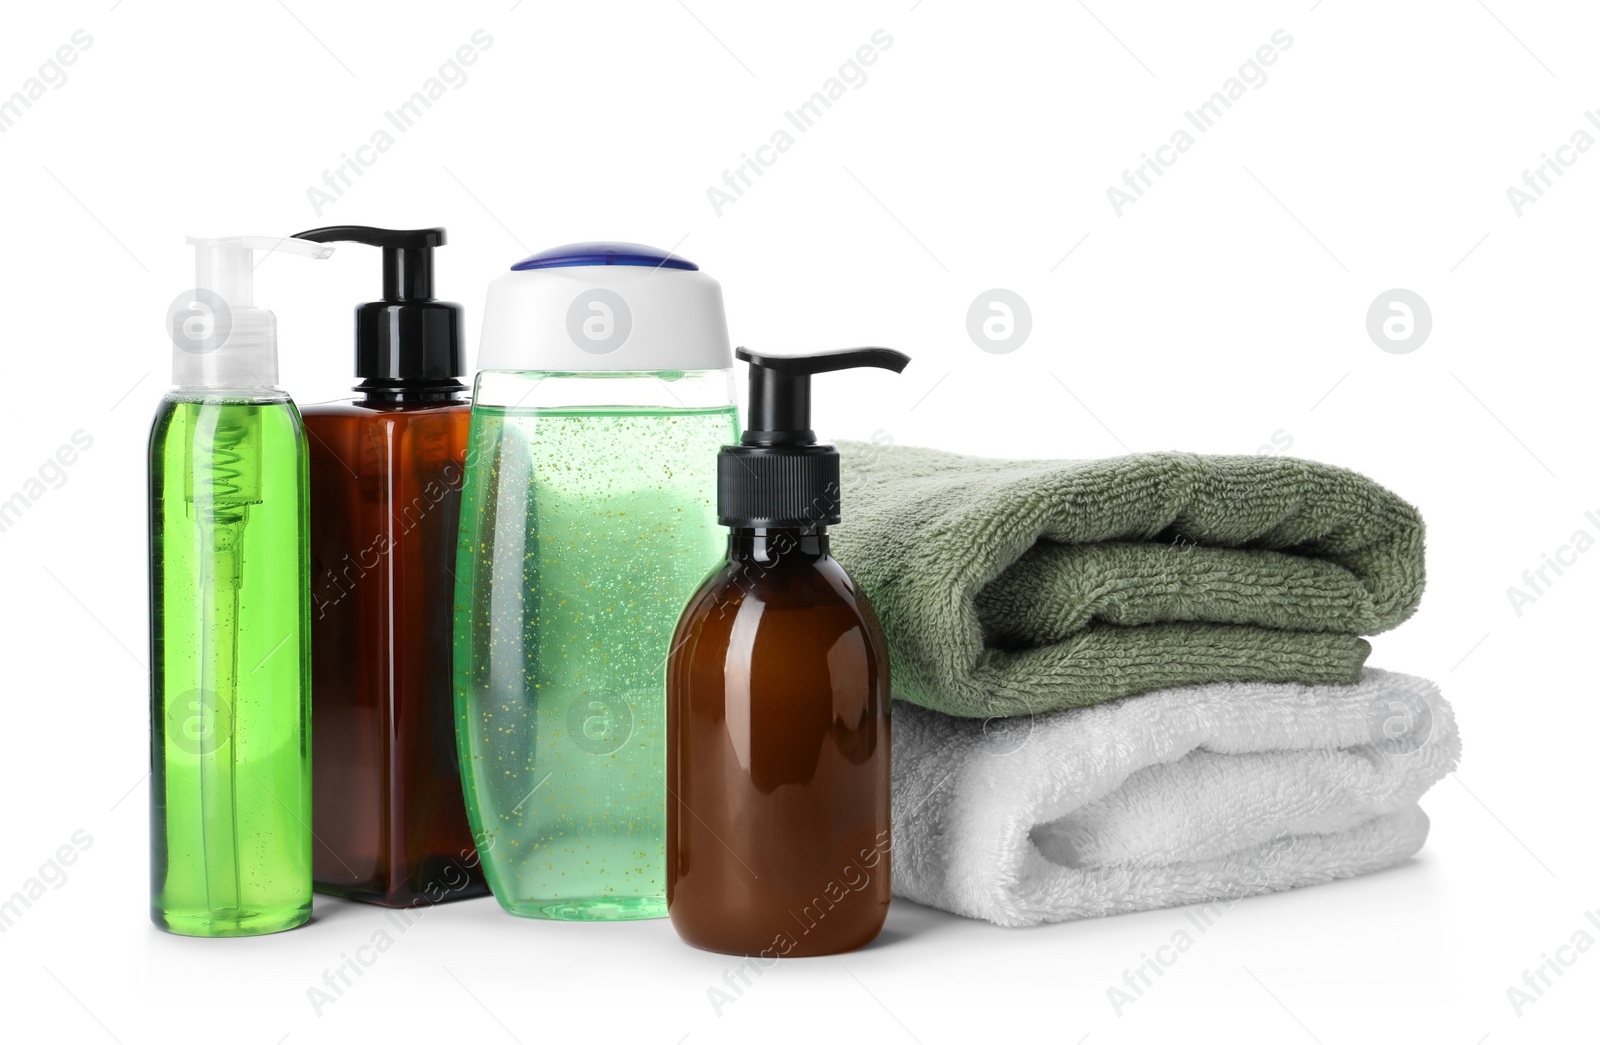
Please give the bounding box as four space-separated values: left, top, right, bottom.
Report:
177 236 331 522
175 235 334 389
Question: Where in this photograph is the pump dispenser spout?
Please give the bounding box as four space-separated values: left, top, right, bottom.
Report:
176 235 334 389
292 226 464 390
719 346 910 529
739 346 909 446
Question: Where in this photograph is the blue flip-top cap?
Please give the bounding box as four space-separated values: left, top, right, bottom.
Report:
511 241 698 272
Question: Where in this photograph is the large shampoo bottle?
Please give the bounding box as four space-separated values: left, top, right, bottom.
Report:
453 243 738 920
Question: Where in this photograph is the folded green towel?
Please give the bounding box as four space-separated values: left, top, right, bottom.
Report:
832 442 1425 718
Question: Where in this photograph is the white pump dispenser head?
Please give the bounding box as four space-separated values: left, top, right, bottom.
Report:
172 235 334 389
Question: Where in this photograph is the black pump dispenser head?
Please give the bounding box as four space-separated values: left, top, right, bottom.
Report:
293 225 464 391
719 347 910 529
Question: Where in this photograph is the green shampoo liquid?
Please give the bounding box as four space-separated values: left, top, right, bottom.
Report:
149 395 312 936
453 392 735 920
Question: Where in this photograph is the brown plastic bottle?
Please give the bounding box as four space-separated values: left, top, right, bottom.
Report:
668 527 892 956
666 347 909 957
304 391 486 905
296 225 487 907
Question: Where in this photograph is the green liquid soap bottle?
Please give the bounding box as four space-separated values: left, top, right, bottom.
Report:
453 243 737 921
149 235 331 936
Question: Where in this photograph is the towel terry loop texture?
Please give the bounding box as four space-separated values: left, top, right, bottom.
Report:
833 442 1426 717
889 670 1458 926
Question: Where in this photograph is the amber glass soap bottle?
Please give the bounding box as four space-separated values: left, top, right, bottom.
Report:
294 226 487 906
667 347 909 957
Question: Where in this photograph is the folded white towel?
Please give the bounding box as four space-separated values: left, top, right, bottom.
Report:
891 669 1458 926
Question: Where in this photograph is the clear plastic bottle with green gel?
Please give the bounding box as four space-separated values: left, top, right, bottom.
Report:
149 235 330 936
453 243 737 921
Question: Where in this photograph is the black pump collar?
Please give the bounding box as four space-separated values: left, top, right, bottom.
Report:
718 347 910 529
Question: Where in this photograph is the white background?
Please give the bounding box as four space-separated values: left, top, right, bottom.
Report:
0 1 1594 1042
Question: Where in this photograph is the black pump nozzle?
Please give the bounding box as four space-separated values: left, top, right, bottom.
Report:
293 225 463 389
720 346 911 529
738 346 910 446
